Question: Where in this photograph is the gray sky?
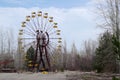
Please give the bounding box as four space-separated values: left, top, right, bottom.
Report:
0 0 103 50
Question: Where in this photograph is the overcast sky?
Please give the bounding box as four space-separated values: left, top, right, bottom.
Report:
0 0 103 50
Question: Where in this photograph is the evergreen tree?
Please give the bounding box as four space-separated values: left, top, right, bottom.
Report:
112 35 120 60
94 31 116 73
26 46 34 61
25 46 35 70
112 35 120 73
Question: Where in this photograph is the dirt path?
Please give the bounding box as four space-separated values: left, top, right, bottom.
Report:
66 71 120 80
0 72 66 80
0 71 120 80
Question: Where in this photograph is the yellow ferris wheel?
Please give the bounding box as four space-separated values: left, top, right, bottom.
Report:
18 10 62 71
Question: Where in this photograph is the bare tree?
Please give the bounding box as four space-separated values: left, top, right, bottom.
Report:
0 29 4 54
62 41 68 70
7 28 15 58
79 40 97 71
96 0 120 73
97 0 120 34
0 28 16 69
70 43 78 70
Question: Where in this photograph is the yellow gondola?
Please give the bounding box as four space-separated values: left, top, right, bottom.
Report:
38 14 42 16
26 18 30 21
53 26 57 28
21 24 26 27
49 20 53 22
57 33 60 35
32 12 36 14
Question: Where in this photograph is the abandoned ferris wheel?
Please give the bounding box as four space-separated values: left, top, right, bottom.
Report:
18 11 62 71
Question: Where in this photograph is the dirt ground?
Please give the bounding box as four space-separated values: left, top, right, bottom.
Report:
0 71 120 80
66 71 120 80
0 72 66 80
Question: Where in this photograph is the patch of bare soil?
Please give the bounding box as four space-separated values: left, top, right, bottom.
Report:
66 71 120 80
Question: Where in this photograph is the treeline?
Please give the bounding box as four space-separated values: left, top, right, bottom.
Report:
0 28 16 69
50 30 120 73
0 28 119 73
50 41 96 72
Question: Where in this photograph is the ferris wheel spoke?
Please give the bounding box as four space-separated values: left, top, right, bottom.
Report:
24 25 35 35
46 46 55 61
43 18 49 32
49 38 59 39
48 44 57 50
45 22 51 32
49 41 58 46
49 40 62 50
26 22 36 32
36 16 41 30
23 29 36 35
39 16 44 30
47 44 54 51
47 45 57 55
23 31 35 37
36 16 42 30
21 38 36 40
47 50 55 59
41 16 44 31
49 41 59 50
23 40 36 48
47 44 60 61
35 16 39 30
31 17 38 30
46 23 54 32
46 22 54 32
24 28 36 36
49 31 57 35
